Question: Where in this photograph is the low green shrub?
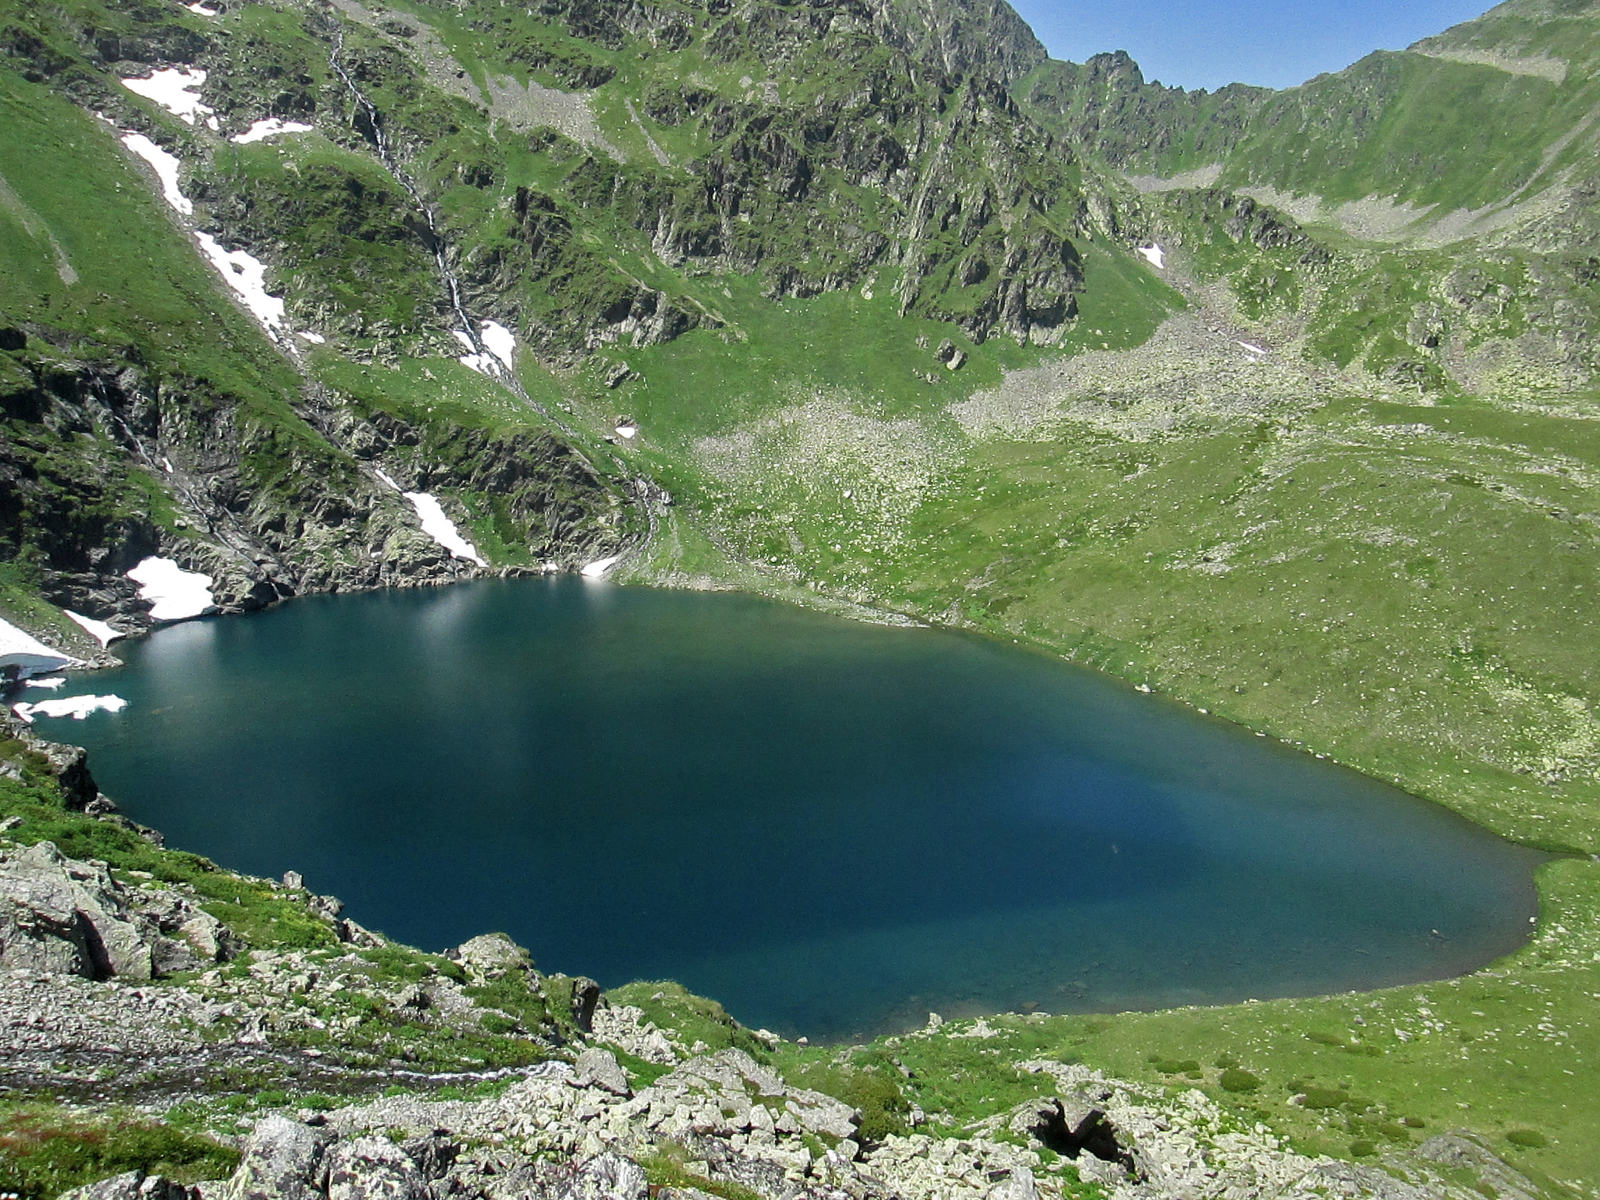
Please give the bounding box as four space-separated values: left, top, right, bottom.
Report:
792 1064 909 1143
1219 1068 1261 1093
1506 1129 1548 1149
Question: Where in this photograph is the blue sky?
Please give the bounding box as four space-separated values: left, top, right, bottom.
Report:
1008 0 1497 91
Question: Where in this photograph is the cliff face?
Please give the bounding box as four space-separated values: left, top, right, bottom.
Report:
0 324 629 634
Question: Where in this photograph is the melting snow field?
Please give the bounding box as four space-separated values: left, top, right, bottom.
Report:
23 677 65 691
231 118 315 145
0 617 74 678
65 610 122 647
121 134 192 215
480 321 517 370
454 322 518 375
1137 245 1166 270
194 233 285 330
581 555 622 578
121 68 216 128
401 492 487 567
14 695 128 722
127 557 216 622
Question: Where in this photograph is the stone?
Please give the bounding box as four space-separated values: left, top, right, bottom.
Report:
58 1173 194 1200
574 1047 631 1096
449 932 532 981
547 1153 647 1200
325 1136 430 1200
220 1114 336 1200
984 1169 1036 1200
0 841 157 979
569 975 602 1031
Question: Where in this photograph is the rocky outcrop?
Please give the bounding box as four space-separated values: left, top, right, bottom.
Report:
0 840 230 979
0 335 631 631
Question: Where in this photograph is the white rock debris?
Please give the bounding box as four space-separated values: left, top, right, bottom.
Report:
120 134 191 215
14 695 128 721
120 68 214 126
401 492 487 568
1137 244 1165 269
126 556 216 621
193 232 286 331
0 617 73 678
231 118 315 145
64 610 122 647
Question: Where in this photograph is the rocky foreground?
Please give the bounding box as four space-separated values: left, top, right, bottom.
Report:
0 714 1550 1200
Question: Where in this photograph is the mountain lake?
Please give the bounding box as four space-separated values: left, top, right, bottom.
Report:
39 576 1548 1041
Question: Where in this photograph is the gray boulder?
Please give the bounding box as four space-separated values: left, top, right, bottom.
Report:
573 1047 631 1097
985 1170 1036 1200
220 1114 336 1200
548 1153 647 1200
449 933 533 981
0 841 154 978
0 840 231 978
325 1136 430 1200
58 1173 195 1200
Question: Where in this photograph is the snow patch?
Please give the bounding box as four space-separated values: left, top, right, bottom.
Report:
615 423 638 439
121 68 213 126
16 695 129 721
373 468 400 491
452 330 494 375
1136 244 1165 270
187 2 219 14
193 232 285 331
23 676 65 690
297 331 326 344
231 118 315 145
127 556 216 622
0 617 74 679
121 134 192 215
401 492 486 567
454 324 516 374
581 555 621 578
1237 340 1267 356
64 610 123 647
480 321 517 370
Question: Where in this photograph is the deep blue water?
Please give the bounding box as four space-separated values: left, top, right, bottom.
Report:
45 577 1544 1040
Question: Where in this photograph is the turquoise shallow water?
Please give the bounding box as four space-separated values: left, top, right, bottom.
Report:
47 577 1545 1040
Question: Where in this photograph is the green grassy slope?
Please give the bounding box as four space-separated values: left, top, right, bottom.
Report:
1020 0 1600 216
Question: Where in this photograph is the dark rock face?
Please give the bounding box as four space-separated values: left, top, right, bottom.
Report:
0 334 628 629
